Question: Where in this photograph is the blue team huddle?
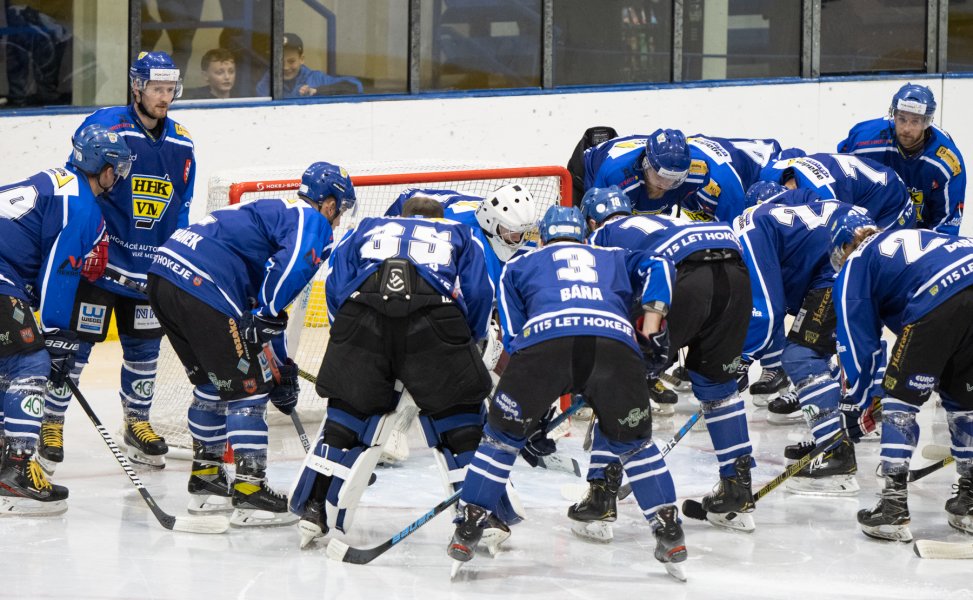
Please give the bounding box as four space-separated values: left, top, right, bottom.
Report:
0 49 970 580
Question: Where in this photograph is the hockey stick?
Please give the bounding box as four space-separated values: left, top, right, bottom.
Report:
66 379 229 534
873 445 953 482
617 410 702 500
913 539 973 559
326 489 462 564
681 429 845 522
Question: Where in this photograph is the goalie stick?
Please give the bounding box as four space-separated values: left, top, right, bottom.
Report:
326 400 585 565
66 379 229 534
913 539 973 559
681 429 845 525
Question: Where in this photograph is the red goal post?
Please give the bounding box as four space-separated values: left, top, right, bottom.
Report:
150 165 573 455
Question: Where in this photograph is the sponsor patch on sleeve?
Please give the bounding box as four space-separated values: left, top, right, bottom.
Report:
936 146 962 176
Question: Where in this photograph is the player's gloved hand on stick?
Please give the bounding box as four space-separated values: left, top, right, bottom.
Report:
519 405 559 467
269 358 299 415
636 325 670 379
840 395 882 442
240 310 288 345
45 329 80 387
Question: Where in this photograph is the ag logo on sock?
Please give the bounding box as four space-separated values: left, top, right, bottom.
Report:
131 378 155 398
21 394 43 418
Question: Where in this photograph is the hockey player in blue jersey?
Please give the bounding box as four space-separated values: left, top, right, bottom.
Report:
831 214 973 542
383 188 479 218
447 205 688 581
146 161 353 526
290 196 498 549
838 83 966 235
580 186 757 533
0 125 130 515
584 128 785 221
40 51 197 471
761 152 915 231
735 184 869 495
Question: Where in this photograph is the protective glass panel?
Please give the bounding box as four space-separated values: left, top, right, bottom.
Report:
681 0 801 81
420 0 542 91
947 0 973 72
554 0 673 86
819 0 927 75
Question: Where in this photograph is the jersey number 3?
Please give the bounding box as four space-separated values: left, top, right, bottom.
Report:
552 247 598 283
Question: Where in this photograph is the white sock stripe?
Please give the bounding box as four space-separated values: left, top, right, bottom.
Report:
800 382 840 402
640 502 668 517
187 420 227 431
624 453 663 470
704 406 747 424
468 463 510 484
880 443 916 452
228 429 268 437
229 443 267 451
627 465 670 482
193 389 221 401
810 417 841 434
121 392 152 406
590 450 615 458
45 398 71 408
951 444 973 453
472 451 515 472
882 399 917 412
7 385 45 393
190 433 227 443
3 417 42 427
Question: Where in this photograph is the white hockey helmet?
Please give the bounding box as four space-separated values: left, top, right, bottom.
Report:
475 183 536 261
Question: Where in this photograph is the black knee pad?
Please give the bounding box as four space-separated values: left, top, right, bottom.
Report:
442 425 483 456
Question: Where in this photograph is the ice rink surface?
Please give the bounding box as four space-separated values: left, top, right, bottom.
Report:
4 342 972 600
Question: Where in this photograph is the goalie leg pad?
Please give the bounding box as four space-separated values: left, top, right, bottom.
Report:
421 409 482 492
118 335 161 421
697 384 753 478
879 398 919 476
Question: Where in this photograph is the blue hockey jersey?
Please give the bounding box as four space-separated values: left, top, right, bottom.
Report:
835 229 973 403
383 188 479 217
838 117 965 235
734 194 860 362
589 213 741 265
326 216 494 340
76 105 195 298
498 242 674 354
149 198 333 321
760 153 914 231
0 165 106 330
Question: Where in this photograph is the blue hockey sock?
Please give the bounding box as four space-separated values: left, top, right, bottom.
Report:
586 422 622 481
0 350 49 450
795 374 842 447
701 394 753 477
609 437 675 522
944 395 973 478
227 394 268 460
119 335 160 421
43 342 90 421
188 384 227 453
459 423 523 515
879 397 919 475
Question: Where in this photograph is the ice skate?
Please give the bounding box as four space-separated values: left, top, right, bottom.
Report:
653 505 687 582
701 455 755 532
648 377 676 416
230 456 299 527
0 446 68 516
186 441 232 515
480 514 511 556
668 365 692 392
946 476 973 534
448 503 488 578
567 462 622 543
749 367 788 405
786 437 859 496
858 472 912 542
37 420 64 475
123 419 168 469
766 389 802 424
298 499 328 549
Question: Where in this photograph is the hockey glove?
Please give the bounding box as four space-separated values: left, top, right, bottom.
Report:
240 310 288 345
478 318 504 373
269 359 299 416
636 325 670 379
735 359 753 393
519 405 558 468
82 232 109 282
45 329 80 387
840 396 882 442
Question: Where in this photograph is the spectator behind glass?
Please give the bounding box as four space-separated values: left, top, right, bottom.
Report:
255 33 363 98
2 3 71 108
183 48 237 100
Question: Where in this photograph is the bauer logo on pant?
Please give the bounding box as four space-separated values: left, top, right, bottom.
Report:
131 175 173 230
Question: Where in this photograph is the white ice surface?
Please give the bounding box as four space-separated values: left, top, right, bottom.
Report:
4 343 973 600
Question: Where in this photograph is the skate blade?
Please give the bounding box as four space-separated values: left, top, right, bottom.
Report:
450 559 465 580
187 493 233 515
861 522 913 542
480 526 511 556
766 411 803 425
569 520 613 543
0 497 67 517
126 448 166 470
947 514 973 535
663 560 687 582
785 475 860 496
230 507 300 528
706 511 755 533
36 455 59 476
299 520 326 549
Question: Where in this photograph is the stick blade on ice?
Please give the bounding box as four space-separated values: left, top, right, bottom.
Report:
326 538 351 562
913 540 973 559
173 514 231 534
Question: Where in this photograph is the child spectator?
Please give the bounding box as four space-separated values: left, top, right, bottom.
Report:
256 33 363 98
183 48 237 100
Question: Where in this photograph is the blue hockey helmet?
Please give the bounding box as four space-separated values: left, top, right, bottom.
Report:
70 124 134 180
642 129 691 191
744 181 787 209
130 51 183 98
827 207 876 272
890 83 936 126
539 205 585 244
580 186 632 228
299 161 357 214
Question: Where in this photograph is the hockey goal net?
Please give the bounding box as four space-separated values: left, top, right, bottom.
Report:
149 163 572 454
